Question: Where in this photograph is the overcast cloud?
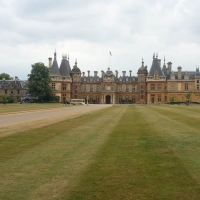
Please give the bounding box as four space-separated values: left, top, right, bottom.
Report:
1 0 200 79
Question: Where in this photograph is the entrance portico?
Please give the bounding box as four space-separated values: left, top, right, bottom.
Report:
106 95 111 104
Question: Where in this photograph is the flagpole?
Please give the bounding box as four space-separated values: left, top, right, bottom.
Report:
109 52 110 68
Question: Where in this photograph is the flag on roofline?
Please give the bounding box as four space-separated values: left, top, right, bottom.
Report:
110 51 112 56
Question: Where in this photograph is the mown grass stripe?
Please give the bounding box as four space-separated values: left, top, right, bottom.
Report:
0 106 126 200
67 105 200 200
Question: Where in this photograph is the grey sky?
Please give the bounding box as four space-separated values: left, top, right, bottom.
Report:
1 0 200 79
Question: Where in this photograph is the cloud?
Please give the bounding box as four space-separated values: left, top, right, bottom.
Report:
1 0 200 79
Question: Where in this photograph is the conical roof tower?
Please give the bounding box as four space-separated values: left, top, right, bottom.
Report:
50 51 61 76
60 54 71 77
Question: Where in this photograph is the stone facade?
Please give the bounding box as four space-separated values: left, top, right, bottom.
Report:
49 52 200 104
0 77 28 101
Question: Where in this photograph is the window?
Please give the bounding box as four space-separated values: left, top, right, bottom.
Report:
141 95 144 99
52 83 55 90
5 90 7 94
90 85 93 92
171 75 175 80
197 80 199 84
165 96 167 101
141 85 144 89
119 85 122 91
63 83 67 90
17 90 20 94
184 75 189 80
126 96 129 103
157 84 161 90
96 96 100 103
107 85 111 90
126 78 129 81
197 85 199 90
126 85 129 92
185 83 188 90
11 91 13 94
96 85 99 91
151 84 155 90
83 85 86 91
171 84 175 90
74 76 78 82
132 85 135 92
158 94 161 102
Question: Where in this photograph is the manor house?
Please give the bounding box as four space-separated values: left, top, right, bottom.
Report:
49 52 200 104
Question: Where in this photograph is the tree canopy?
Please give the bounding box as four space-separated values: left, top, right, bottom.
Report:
0 73 10 80
28 62 52 100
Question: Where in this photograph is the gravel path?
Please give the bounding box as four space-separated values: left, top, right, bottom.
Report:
0 104 111 128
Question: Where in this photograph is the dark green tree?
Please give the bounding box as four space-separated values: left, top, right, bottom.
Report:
28 62 52 101
0 73 10 80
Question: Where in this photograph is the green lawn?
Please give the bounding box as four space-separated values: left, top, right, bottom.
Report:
1 105 200 199
0 103 68 114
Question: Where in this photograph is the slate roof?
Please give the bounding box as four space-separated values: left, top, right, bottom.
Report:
50 52 61 76
60 55 71 77
71 61 81 73
148 58 164 76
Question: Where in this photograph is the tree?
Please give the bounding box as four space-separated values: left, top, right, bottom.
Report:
169 96 175 103
2 95 9 104
28 62 52 101
185 93 191 105
0 73 10 80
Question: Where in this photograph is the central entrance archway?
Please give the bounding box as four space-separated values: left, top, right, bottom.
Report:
106 95 111 104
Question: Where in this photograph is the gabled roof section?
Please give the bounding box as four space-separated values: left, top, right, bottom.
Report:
50 52 61 77
148 54 164 76
60 55 71 77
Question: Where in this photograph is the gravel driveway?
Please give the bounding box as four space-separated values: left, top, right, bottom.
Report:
0 104 111 128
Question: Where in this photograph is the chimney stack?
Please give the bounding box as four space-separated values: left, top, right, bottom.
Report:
177 66 182 79
48 57 52 68
115 70 118 78
82 72 85 77
122 71 126 77
129 70 132 77
167 62 172 73
94 71 98 77
87 70 90 77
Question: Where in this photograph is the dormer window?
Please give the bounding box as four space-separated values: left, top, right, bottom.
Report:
126 78 129 81
184 74 189 80
154 71 159 79
171 74 175 80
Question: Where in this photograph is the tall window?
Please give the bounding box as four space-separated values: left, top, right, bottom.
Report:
126 96 129 103
90 85 93 92
132 85 135 92
185 83 188 90
126 85 129 92
83 85 86 91
151 84 155 90
119 85 122 91
52 83 55 90
157 84 161 90
171 84 175 90
96 85 99 91
5 90 7 94
158 94 161 102
63 83 66 90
